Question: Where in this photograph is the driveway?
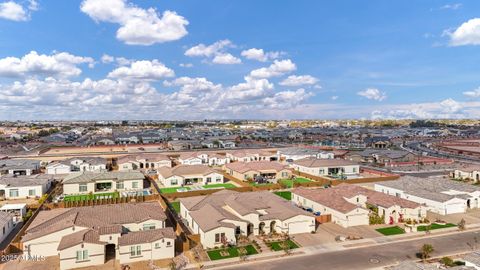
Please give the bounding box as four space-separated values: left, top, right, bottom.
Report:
294 223 382 247
427 208 480 225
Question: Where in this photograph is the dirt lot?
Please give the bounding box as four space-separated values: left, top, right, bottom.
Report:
294 223 382 247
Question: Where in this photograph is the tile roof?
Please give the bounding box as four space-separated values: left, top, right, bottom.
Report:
224 161 288 173
180 190 310 232
0 174 52 187
23 202 166 242
293 158 359 168
228 149 274 158
0 211 13 226
118 228 175 246
57 229 105 250
157 164 217 178
63 171 144 184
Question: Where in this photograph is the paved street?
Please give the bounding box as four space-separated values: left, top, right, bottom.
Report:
218 229 480 270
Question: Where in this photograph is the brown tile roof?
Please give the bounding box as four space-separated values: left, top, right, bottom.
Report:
23 202 166 242
118 228 175 246
158 164 218 178
224 161 288 173
180 190 310 232
57 229 105 251
293 158 359 168
228 149 274 158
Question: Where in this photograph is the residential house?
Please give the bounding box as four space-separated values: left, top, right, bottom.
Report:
22 202 174 270
179 190 315 248
46 157 107 175
62 171 144 196
177 152 230 166
0 174 53 200
292 184 426 228
0 212 14 244
291 158 360 179
224 161 291 182
375 176 480 215
0 203 27 223
347 149 416 165
226 149 277 162
157 165 223 187
277 147 334 161
0 159 41 176
452 165 480 183
117 154 171 171
364 136 391 149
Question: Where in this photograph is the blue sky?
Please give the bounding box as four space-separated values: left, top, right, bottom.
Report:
1 0 480 120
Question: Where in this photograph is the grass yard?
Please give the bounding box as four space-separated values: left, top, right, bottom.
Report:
64 192 119 202
203 183 237 189
169 201 180 214
274 191 292 200
159 187 190 194
376 226 405 236
207 245 258 260
417 223 456 231
279 177 313 188
268 240 299 251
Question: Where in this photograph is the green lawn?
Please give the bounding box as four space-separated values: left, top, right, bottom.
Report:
170 201 180 214
64 192 119 202
274 191 292 200
376 226 405 236
203 183 237 189
159 187 190 194
279 177 313 188
268 240 299 251
417 223 456 231
207 245 258 260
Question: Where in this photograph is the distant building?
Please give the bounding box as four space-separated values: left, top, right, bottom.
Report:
291 158 360 179
0 159 41 176
0 174 53 200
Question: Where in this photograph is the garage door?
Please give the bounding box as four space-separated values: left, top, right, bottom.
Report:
446 203 465 214
288 221 311 234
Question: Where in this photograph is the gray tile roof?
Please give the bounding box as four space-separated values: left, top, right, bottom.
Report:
57 229 105 251
0 174 52 187
63 171 144 184
293 157 358 168
118 228 175 246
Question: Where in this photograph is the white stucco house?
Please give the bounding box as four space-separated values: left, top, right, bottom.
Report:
375 176 480 215
292 184 426 228
291 158 360 179
157 165 224 187
46 157 107 175
62 171 144 196
0 174 53 200
117 154 172 171
452 166 480 183
22 202 175 270
226 149 277 162
0 159 41 176
179 190 315 248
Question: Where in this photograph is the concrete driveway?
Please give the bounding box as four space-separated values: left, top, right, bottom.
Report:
427 208 480 225
294 223 382 247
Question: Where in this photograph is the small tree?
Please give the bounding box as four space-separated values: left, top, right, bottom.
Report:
421 244 434 262
458 218 466 231
440 256 454 267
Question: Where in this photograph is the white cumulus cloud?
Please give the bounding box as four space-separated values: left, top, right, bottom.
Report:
241 48 281 62
0 1 37 21
279 75 318 86
212 53 241 65
357 88 387 101
0 51 94 78
80 0 188 45
185 39 240 65
107 59 174 81
446 18 480 46
248 59 296 79
464 87 480 98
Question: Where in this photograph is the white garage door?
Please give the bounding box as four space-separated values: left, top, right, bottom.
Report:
445 203 465 214
288 221 311 234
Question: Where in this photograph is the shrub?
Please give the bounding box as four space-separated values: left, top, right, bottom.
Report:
440 257 454 267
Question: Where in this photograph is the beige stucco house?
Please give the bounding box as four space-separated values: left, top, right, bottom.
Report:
62 171 144 196
291 158 360 179
117 154 171 171
224 161 291 182
179 190 315 248
157 165 224 187
22 202 174 270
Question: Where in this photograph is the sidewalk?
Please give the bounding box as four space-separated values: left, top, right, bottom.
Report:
183 223 480 270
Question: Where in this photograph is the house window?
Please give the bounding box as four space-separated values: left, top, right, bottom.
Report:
79 184 87 192
282 172 288 177
319 169 325 175
171 179 178 185
155 243 160 249
28 189 36 196
166 241 171 246
206 177 211 183
76 250 88 262
116 182 124 189
143 223 155 230
216 177 222 182
214 233 225 243
132 182 139 189
9 189 19 198
353 168 357 173
130 245 141 257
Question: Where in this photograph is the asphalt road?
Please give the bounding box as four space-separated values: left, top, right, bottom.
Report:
219 230 480 270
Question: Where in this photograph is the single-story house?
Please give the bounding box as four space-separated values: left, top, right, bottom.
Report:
22 202 174 270
0 174 53 200
179 190 315 248
0 159 41 176
0 203 27 223
291 158 360 179
117 154 171 171
224 161 291 182
375 176 480 215
62 171 144 196
292 184 426 228
157 165 224 187
347 149 416 165
226 149 277 162
46 157 107 175
452 165 480 183
277 147 334 161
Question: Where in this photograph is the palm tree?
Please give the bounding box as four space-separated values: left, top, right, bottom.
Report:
421 244 434 262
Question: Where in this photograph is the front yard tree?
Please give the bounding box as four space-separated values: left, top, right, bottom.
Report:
458 218 466 231
421 244 434 262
